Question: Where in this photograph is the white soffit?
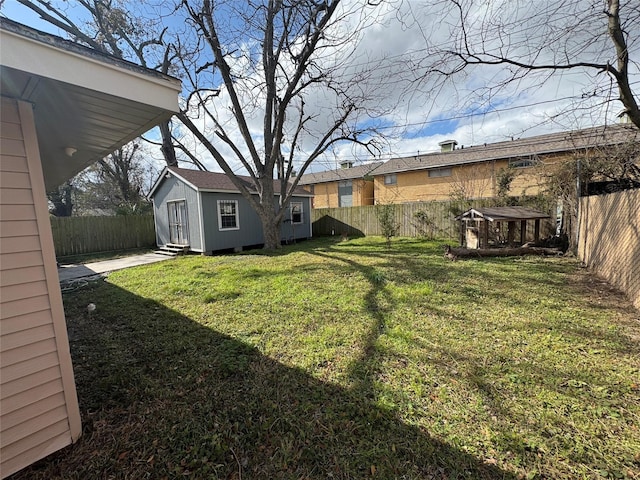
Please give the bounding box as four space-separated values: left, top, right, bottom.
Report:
0 19 182 190
0 22 181 111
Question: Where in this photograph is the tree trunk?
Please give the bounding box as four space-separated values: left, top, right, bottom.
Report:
259 207 282 250
48 181 74 217
159 121 178 167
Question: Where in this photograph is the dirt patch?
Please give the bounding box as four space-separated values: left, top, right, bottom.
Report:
570 265 640 338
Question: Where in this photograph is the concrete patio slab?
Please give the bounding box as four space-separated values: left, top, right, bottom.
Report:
58 253 173 282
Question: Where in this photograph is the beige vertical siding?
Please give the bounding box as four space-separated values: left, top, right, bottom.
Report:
1 98 81 479
578 189 640 310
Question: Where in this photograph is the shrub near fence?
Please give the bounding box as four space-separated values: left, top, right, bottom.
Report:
50 215 156 257
312 198 556 240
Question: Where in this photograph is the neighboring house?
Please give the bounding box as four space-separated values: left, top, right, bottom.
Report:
297 160 383 208
149 167 313 253
372 124 637 204
0 18 180 479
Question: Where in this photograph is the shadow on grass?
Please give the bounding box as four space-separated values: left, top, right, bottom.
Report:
11 280 516 480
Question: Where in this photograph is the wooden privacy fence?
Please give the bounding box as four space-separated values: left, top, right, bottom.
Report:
312 199 555 240
50 215 156 257
578 189 640 310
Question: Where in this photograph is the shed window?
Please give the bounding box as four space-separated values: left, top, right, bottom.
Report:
428 167 452 178
217 200 239 230
290 201 303 224
384 174 397 185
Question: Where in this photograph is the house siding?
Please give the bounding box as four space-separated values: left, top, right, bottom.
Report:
280 197 312 244
200 192 312 252
152 175 203 251
312 182 339 208
201 192 264 250
310 179 373 209
373 158 559 203
1 98 81 479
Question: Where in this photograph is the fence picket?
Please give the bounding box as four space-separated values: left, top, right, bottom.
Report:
311 199 555 240
50 215 156 257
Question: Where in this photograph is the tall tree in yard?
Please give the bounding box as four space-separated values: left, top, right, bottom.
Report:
14 0 180 167
48 181 74 217
13 0 388 249
74 142 156 215
178 0 386 249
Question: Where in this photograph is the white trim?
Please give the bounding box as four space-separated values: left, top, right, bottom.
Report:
0 25 181 111
217 199 240 231
152 197 161 247
148 167 201 199
197 191 206 252
290 201 304 225
167 199 189 245
384 174 397 185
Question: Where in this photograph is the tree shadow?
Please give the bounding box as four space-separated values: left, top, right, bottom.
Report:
312 216 365 237
11 280 517 480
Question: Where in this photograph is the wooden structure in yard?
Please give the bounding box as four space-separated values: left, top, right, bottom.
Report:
455 207 550 249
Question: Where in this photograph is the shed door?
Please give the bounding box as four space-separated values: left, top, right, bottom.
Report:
168 200 189 245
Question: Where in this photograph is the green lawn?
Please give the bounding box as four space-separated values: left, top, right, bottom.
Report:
15 237 640 479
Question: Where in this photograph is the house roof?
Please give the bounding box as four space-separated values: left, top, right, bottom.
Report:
0 18 181 189
149 166 313 198
455 207 550 222
374 124 638 176
297 161 383 185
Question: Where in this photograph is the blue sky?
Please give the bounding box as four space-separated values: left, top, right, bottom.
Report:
2 0 637 175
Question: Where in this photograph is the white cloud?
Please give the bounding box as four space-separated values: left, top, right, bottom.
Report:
113 0 640 175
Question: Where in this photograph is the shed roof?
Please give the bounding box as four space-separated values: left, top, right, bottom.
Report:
297 161 383 185
455 207 550 222
149 166 313 198
374 124 638 176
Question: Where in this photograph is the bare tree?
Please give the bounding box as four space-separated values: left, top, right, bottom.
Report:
74 142 157 215
13 0 180 167
415 0 640 129
48 181 74 217
177 0 387 249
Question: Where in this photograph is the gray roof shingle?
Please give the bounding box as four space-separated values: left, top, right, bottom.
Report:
456 207 550 221
374 124 638 175
165 167 312 196
297 161 383 185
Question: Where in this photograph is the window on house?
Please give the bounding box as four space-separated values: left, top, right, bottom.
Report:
217 200 239 230
428 167 452 178
509 156 538 168
290 201 303 224
338 180 353 207
384 174 397 185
